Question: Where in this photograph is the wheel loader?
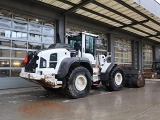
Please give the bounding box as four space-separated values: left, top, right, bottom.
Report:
20 32 144 98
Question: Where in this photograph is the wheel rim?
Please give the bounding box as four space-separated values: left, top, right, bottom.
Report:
115 72 123 86
75 75 87 91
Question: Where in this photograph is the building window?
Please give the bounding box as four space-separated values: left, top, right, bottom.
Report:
0 39 11 47
11 60 22 67
11 69 21 77
0 8 55 77
12 41 27 49
143 44 153 69
0 29 11 37
0 49 10 57
0 69 10 77
95 34 107 55
0 60 10 67
114 37 132 66
12 31 27 39
28 42 42 49
11 50 27 58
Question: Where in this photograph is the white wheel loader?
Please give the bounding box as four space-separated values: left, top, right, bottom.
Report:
20 32 144 98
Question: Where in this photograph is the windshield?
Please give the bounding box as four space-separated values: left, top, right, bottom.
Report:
68 34 82 51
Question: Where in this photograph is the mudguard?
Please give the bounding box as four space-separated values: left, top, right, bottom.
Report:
57 57 93 79
100 63 116 86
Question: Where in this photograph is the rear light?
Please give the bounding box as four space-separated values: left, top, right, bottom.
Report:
23 55 28 64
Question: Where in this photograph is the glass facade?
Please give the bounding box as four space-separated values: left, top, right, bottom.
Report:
143 44 153 69
114 37 132 66
0 9 55 77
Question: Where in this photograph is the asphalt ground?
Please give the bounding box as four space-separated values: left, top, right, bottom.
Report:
0 79 160 120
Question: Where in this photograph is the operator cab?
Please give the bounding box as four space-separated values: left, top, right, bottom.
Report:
68 33 82 51
68 32 97 56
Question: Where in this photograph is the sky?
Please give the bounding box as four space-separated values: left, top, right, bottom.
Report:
156 0 160 4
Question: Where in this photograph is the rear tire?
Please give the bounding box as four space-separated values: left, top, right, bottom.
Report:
107 66 124 91
65 67 91 99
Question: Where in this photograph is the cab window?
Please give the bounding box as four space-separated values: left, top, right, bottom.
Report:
85 35 95 55
68 34 82 51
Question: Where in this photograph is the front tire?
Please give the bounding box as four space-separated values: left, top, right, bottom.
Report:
65 67 92 99
107 66 124 91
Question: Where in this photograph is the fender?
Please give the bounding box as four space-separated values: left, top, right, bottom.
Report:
100 63 116 86
57 57 93 79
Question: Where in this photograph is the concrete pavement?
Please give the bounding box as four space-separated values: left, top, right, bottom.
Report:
0 80 160 120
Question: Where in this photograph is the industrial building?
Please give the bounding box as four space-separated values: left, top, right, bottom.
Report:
0 0 160 89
